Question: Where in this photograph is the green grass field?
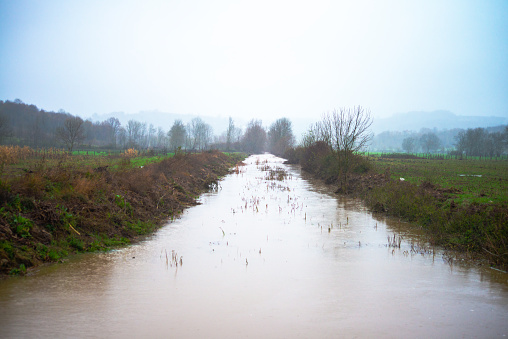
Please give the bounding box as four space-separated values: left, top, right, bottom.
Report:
366 151 508 161
369 156 508 205
3 151 177 178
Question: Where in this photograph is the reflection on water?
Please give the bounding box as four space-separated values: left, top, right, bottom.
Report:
0 154 507 338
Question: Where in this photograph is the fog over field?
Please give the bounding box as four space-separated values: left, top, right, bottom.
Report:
1 0 507 130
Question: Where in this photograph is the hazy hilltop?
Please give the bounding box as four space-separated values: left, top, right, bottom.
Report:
372 110 507 133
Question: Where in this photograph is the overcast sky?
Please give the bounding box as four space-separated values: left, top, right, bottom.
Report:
0 0 507 124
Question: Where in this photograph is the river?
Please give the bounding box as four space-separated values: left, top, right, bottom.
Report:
0 154 507 338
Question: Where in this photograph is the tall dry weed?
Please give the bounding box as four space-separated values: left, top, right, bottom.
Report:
0 146 33 171
122 148 139 158
73 177 98 199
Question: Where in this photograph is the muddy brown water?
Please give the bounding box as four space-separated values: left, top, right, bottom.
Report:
0 154 507 338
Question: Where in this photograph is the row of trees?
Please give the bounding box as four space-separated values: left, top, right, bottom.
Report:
4 100 507 157
400 127 508 156
372 125 508 156
401 132 441 153
455 127 507 157
0 100 126 149
0 100 295 154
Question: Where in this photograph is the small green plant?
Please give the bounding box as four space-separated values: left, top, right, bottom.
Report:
127 220 157 235
45 224 56 233
57 205 77 229
0 240 15 259
10 263 27 275
48 248 66 261
68 236 84 251
0 206 10 219
12 214 33 238
36 243 49 260
102 235 130 248
87 235 130 252
9 194 22 211
114 194 133 215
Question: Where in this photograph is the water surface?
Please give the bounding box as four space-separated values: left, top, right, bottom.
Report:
0 154 507 338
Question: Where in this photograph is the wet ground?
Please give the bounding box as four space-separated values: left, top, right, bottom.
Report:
0 154 507 338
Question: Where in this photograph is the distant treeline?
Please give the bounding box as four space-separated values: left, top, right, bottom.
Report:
0 99 120 149
3 99 505 157
0 100 295 155
369 125 508 156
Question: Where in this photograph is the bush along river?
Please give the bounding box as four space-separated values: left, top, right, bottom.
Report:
0 154 507 338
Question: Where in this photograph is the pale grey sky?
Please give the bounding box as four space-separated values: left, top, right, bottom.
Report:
1 0 507 123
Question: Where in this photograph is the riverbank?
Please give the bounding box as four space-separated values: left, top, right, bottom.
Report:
0 150 245 275
285 147 508 270
2 153 506 338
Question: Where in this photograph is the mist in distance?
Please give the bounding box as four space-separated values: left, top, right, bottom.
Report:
0 0 507 129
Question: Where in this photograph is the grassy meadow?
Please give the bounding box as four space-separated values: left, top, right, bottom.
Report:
369 156 508 205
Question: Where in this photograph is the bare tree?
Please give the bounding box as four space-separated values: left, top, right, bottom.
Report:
117 127 127 149
329 107 373 153
402 136 417 153
156 127 167 149
126 120 146 149
139 122 148 148
310 116 332 148
103 117 121 148
420 132 441 154
81 119 94 145
268 117 295 156
168 119 186 151
188 117 212 151
311 106 373 191
0 113 11 143
31 114 44 147
241 119 266 154
147 123 157 148
226 117 235 151
55 116 85 152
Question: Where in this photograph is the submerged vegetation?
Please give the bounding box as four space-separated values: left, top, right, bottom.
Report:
286 145 508 269
285 107 507 270
0 147 245 275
